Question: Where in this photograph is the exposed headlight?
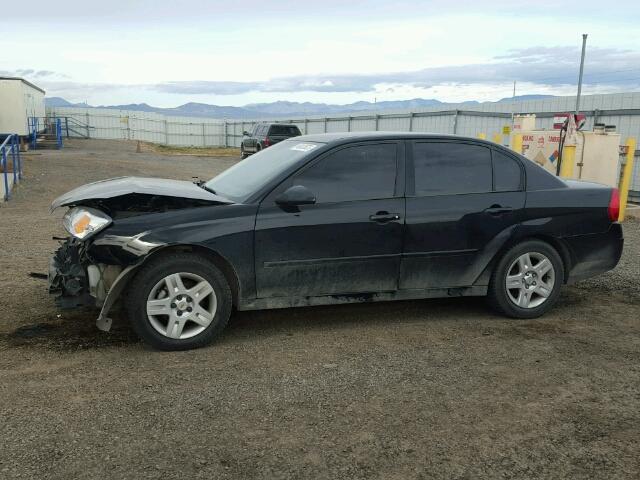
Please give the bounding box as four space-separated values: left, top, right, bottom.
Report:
63 207 112 240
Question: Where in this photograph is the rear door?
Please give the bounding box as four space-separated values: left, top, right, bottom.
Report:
401 140 525 289
255 141 405 298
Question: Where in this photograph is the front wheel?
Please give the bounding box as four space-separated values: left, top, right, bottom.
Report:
487 240 564 319
126 252 232 350
240 145 248 159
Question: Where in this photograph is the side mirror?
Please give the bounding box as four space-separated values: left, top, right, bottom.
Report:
275 185 316 207
243 131 250 136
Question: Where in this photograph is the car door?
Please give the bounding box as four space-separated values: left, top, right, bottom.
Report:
401 140 525 289
254 141 405 298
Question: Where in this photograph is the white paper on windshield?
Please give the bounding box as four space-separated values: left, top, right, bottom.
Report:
291 143 318 152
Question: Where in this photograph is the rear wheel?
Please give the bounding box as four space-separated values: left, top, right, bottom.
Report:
487 240 564 318
126 252 232 350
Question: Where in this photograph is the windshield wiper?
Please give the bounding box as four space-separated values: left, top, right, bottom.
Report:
200 184 217 195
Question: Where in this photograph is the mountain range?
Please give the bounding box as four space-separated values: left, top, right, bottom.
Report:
45 95 555 119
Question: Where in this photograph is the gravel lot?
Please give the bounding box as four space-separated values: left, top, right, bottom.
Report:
1 139 639 479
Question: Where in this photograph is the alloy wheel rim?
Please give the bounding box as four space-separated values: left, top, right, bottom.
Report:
146 272 217 339
505 252 555 309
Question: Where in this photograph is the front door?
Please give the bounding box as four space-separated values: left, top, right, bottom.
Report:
255 141 405 298
401 140 526 289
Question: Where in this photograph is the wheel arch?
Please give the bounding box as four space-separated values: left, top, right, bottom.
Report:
489 234 573 284
138 244 241 307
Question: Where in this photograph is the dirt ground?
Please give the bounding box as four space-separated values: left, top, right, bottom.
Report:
0 139 639 479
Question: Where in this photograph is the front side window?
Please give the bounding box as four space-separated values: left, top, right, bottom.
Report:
294 143 397 203
413 142 492 196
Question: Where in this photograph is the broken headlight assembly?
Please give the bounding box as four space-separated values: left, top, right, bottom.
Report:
62 207 112 240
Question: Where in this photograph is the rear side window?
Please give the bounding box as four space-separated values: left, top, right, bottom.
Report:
269 125 301 136
412 142 492 195
295 143 397 203
492 150 523 191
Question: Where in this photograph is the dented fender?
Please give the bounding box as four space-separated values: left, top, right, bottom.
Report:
95 264 139 332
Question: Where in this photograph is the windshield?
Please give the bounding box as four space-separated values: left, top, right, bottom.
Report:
205 140 322 202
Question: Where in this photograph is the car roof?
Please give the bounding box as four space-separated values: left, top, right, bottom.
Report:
289 131 497 147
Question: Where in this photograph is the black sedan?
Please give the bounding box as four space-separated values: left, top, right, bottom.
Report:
48 133 623 350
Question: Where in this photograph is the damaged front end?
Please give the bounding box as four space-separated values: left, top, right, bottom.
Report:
48 237 130 331
47 176 233 331
49 238 95 309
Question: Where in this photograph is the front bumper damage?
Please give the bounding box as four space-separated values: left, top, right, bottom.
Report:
48 238 139 331
48 239 95 309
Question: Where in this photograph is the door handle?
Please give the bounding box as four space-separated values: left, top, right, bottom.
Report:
484 205 514 215
369 212 401 223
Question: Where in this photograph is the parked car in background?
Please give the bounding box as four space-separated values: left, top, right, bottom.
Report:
48 132 623 351
240 122 301 158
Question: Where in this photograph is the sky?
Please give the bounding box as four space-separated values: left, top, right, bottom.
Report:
1 0 640 107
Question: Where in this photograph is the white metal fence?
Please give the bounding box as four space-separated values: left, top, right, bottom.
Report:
48 91 640 195
47 107 228 146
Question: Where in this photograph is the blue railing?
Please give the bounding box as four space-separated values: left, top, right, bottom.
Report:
55 118 63 149
27 117 64 150
28 117 38 149
1 134 22 201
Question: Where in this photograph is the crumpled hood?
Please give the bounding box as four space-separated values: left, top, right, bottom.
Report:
50 176 232 211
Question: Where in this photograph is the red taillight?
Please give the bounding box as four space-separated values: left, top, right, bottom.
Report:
263 137 271 147
608 188 620 222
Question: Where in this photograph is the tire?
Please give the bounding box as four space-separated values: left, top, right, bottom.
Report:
255 144 261 152
487 240 564 319
126 252 232 351
240 145 248 159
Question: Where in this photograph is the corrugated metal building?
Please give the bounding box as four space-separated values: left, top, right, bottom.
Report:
48 92 640 196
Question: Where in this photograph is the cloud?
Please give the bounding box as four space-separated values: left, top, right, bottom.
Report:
5 0 638 26
149 46 640 96
13 45 640 101
155 80 262 95
0 69 69 79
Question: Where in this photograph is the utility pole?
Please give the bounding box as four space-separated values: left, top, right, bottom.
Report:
576 34 588 115
511 80 517 127
562 34 588 181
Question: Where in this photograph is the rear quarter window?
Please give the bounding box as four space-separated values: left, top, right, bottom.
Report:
492 150 523 191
